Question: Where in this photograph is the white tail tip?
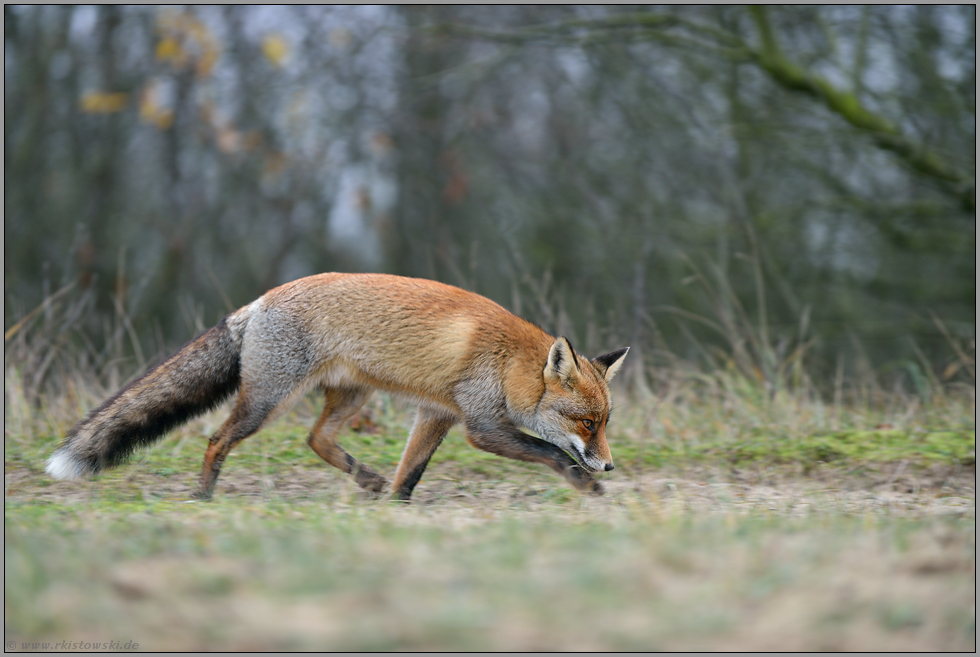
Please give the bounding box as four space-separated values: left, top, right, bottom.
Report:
45 450 88 480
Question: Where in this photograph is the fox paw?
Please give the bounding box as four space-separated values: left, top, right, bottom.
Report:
354 470 389 493
192 488 215 502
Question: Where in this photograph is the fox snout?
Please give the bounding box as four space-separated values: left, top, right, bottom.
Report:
580 458 614 474
592 460 614 473
576 446 614 474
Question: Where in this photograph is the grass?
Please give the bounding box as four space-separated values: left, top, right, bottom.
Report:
5 495 973 651
4 374 976 651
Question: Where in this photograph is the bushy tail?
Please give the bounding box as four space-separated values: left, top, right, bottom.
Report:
46 312 247 480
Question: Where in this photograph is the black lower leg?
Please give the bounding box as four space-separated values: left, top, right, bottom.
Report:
392 461 429 501
345 452 389 492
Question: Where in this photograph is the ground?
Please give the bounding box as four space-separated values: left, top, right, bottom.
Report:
4 396 976 651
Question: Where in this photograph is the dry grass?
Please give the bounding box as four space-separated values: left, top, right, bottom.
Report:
5 383 975 651
5 469 975 651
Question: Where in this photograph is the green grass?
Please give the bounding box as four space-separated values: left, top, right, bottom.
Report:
4 371 976 651
614 427 975 470
7 390 974 496
5 490 975 651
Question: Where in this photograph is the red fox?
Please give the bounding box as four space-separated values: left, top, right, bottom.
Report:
46 273 628 500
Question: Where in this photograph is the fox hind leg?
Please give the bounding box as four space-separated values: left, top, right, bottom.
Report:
198 395 279 500
307 387 388 493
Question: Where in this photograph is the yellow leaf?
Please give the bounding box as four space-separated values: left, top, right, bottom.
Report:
262 34 288 67
184 19 207 44
196 47 219 78
139 89 157 122
152 110 174 130
80 92 128 113
156 37 181 61
138 82 173 130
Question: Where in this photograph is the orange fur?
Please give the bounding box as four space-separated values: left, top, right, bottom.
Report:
47 273 629 500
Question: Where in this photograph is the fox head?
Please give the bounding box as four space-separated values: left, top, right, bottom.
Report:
532 337 629 473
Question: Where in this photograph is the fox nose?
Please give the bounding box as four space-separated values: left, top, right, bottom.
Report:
604 463 615 472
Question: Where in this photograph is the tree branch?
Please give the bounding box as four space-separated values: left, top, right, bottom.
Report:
434 8 975 212
747 6 974 211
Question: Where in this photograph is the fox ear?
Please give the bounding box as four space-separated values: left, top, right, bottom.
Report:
544 337 580 386
592 347 629 382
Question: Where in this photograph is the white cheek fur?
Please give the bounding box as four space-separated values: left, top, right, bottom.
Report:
566 434 586 458
524 413 607 471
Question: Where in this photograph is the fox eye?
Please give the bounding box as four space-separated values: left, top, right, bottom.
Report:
581 419 595 431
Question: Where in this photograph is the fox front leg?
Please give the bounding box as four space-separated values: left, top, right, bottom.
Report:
390 407 456 501
465 421 604 495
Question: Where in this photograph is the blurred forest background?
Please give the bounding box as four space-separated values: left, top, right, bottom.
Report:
4 5 976 394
